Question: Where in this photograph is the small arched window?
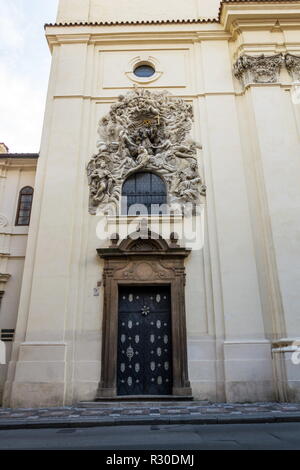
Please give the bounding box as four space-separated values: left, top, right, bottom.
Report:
15 186 34 226
122 172 167 215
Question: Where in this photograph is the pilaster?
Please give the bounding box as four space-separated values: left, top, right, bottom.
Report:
234 52 300 400
201 43 274 402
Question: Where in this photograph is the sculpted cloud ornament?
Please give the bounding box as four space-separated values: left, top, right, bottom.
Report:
87 88 206 215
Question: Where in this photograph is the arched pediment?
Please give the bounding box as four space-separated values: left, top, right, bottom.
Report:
119 231 169 252
97 229 190 259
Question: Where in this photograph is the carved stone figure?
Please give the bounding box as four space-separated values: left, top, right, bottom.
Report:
173 162 206 202
87 87 205 214
285 53 300 82
234 54 284 85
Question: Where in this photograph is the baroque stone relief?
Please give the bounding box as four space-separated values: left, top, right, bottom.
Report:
285 53 300 82
87 87 206 215
234 54 284 85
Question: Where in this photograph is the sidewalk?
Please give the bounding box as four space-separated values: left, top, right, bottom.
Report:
1 401 300 430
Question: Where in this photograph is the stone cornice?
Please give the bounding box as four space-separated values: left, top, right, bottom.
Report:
0 153 39 158
0 157 38 171
46 27 228 49
47 28 231 50
221 1 300 32
45 18 217 29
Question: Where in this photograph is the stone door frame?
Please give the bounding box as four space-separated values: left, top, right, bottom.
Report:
96 230 192 399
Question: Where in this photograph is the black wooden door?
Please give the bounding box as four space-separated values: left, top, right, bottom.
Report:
117 286 172 396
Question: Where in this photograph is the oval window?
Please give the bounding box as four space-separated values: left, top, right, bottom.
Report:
134 64 155 78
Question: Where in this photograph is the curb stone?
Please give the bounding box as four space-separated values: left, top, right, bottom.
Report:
1 413 300 430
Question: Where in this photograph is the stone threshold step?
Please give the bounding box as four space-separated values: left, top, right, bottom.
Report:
78 398 213 409
96 395 193 402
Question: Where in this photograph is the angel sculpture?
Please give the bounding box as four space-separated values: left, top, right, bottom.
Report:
90 160 113 204
174 162 202 202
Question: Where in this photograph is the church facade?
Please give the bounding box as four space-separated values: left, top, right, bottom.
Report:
1 0 300 407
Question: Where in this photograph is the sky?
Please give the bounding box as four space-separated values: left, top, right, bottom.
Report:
0 0 59 153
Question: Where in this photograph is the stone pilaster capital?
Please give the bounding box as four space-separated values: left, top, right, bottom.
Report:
285 53 300 82
233 53 284 86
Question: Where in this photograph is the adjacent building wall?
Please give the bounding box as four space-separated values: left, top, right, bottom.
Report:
0 155 37 403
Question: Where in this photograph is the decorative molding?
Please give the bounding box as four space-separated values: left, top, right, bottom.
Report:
45 18 217 28
272 337 300 351
87 87 206 215
0 273 11 292
233 53 284 85
285 53 300 82
125 56 163 84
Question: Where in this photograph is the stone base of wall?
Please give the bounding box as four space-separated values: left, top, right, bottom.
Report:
2 339 289 407
223 340 276 402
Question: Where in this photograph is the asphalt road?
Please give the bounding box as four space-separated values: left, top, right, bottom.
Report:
0 422 300 450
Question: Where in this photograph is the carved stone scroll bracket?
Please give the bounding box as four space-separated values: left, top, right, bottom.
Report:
96 230 192 399
285 53 300 82
233 53 284 86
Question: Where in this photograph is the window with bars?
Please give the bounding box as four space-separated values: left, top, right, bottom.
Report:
122 172 167 215
15 186 34 226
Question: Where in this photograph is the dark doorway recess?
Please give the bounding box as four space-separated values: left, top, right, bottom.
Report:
117 285 172 396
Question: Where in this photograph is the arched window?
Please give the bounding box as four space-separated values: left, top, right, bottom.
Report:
122 172 167 215
15 186 34 226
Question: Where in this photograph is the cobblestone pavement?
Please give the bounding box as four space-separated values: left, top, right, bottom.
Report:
1 401 300 427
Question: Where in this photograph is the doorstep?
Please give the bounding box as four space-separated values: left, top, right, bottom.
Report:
80 396 196 408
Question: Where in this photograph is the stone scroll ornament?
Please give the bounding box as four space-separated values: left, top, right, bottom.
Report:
87 88 206 215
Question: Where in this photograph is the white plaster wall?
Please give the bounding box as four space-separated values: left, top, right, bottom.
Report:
247 86 300 338
198 39 275 401
57 0 221 23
